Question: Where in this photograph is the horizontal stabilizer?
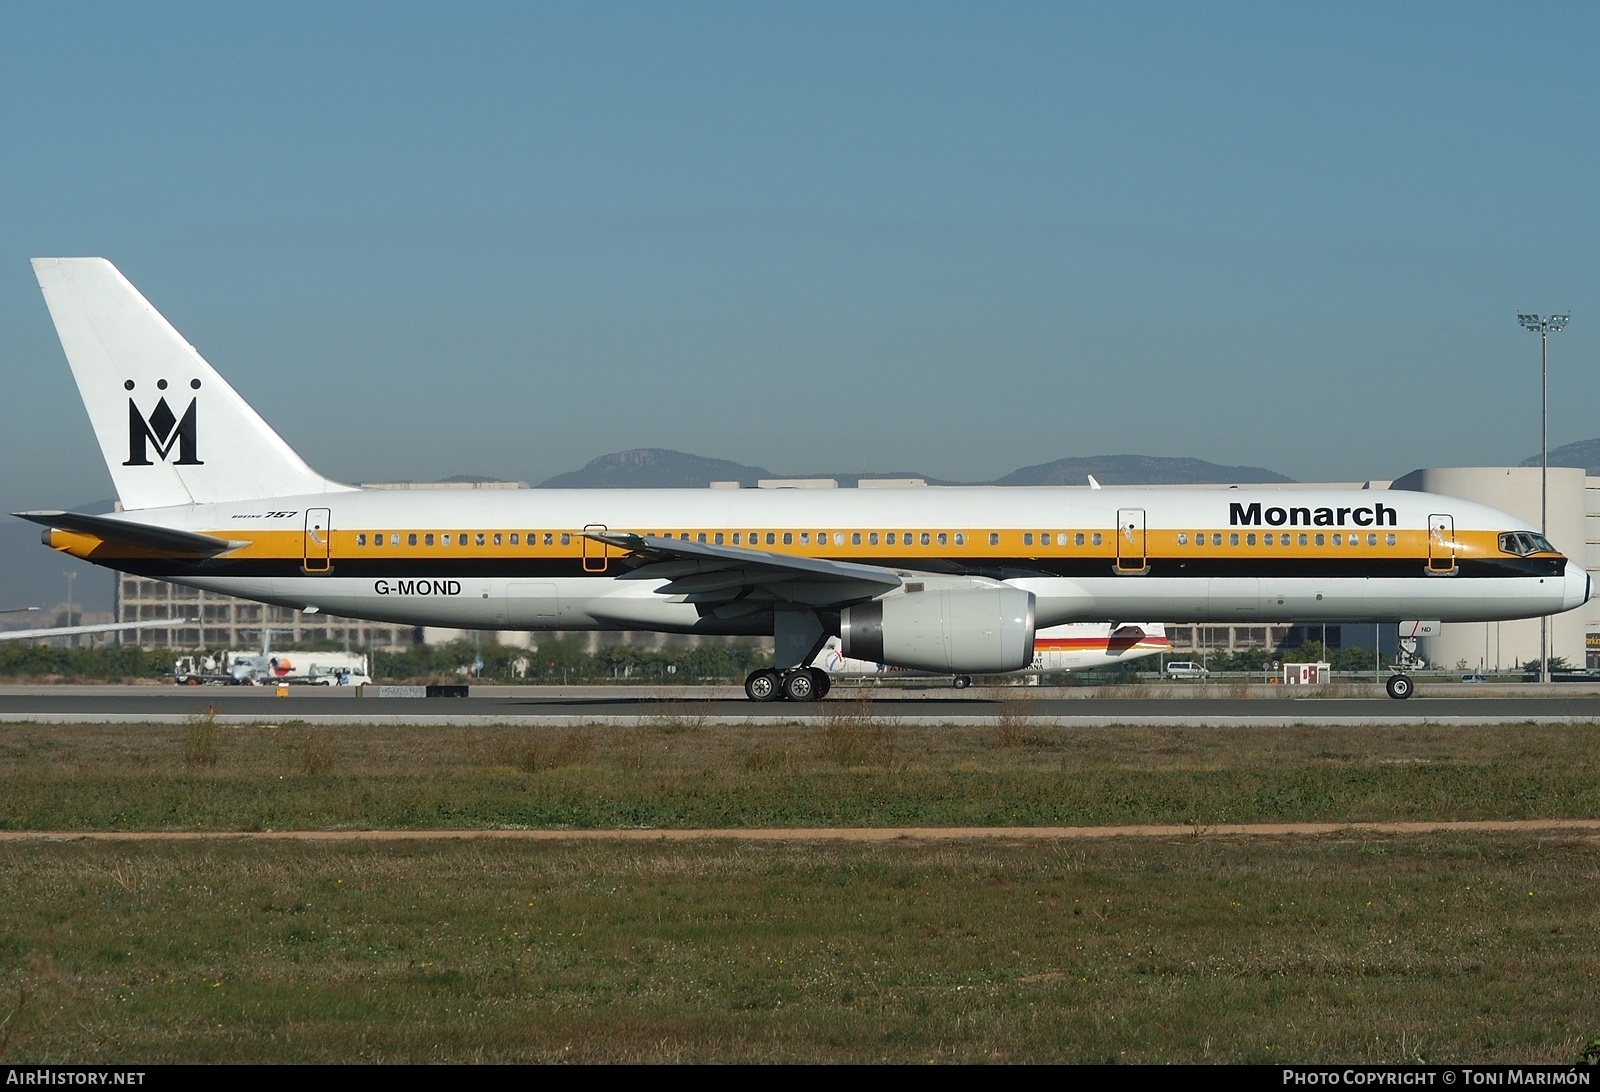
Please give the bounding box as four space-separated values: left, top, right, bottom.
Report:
14 510 246 555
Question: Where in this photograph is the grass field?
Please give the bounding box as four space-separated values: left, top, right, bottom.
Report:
1 716 1598 1063
2 835 1598 1063
1 715 1599 830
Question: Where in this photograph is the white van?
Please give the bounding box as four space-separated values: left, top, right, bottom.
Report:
1164 661 1209 679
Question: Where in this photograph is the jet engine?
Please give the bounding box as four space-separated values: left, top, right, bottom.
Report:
840 587 1035 674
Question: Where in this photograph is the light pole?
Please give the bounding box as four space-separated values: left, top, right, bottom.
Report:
62 570 76 649
1517 311 1570 684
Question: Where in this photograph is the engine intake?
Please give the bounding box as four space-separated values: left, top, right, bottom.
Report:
841 587 1036 674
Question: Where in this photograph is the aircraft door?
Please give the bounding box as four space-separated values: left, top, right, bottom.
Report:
1427 513 1456 574
581 523 610 573
303 508 332 573
1115 508 1148 574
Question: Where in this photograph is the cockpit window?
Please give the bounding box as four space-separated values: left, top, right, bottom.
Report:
1500 532 1556 556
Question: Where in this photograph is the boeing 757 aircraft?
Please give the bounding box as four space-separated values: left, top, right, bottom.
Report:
17 259 1591 701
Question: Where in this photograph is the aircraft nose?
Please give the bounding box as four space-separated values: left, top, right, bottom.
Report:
1563 560 1591 611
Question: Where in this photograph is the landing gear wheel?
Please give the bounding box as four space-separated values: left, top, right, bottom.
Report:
783 669 819 702
810 668 831 698
953 675 973 690
1385 674 1413 700
745 669 781 702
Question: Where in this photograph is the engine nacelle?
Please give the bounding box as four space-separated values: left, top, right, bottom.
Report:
840 587 1036 674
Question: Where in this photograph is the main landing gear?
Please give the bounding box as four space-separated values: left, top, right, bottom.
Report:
744 667 832 703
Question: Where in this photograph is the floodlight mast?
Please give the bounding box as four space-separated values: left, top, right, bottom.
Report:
1517 311 1570 685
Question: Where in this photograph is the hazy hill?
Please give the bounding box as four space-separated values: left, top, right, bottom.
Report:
537 448 1295 488
1521 438 1600 475
539 449 775 488
994 454 1294 487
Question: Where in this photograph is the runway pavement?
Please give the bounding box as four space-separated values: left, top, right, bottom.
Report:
2 682 1599 726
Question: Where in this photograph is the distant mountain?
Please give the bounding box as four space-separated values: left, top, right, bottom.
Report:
995 455 1293 486
1521 438 1600 475
535 448 1294 488
539 449 775 488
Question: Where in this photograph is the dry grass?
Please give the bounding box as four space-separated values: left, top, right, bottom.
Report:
0 834 1597 1063
2 720 1600 832
819 695 901 769
181 706 219 769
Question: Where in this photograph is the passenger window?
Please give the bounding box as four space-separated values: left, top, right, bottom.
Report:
680 533 689 541
1076 533 1086 546
1366 534 1376 546
509 534 518 545
357 533 367 546
493 533 502 546
783 532 793 545
1246 533 1256 546
373 535 383 548
1297 534 1307 546
1209 534 1219 546
766 533 775 545
886 533 896 545
1386 534 1396 546
1096 533 1106 546
919 532 930 546
715 532 724 545
733 533 741 545
870 532 880 545
953 533 964 546
390 533 399 546
800 532 810 545
698 533 707 543
1314 534 1325 546
851 532 861 545
1229 533 1239 546
1177 533 1188 545
1023 533 1034 546
1332 533 1341 545
544 533 554 546
937 533 947 546
409 533 418 546
560 533 570 546
475 533 485 546
834 533 844 546
989 533 999 546
425 533 435 546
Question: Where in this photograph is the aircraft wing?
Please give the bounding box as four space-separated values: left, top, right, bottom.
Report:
13 511 247 555
0 617 196 642
588 531 902 615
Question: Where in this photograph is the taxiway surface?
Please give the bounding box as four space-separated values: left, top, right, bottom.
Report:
2 683 1598 726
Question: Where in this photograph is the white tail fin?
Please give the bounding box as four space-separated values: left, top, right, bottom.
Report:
32 258 354 509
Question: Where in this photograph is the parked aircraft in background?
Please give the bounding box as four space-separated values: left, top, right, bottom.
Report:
813 622 1169 690
16 258 1590 702
0 615 194 643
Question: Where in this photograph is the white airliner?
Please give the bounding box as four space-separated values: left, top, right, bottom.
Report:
0 617 194 643
16 259 1591 702
812 622 1170 690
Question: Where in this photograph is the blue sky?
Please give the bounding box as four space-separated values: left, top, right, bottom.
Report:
2 0 1597 515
